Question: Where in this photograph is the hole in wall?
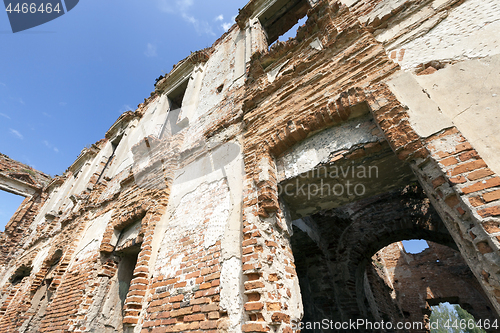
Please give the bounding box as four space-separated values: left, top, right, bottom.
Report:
10 264 32 285
429 302 487 333
259 0 310 46
268 15 308 50
0 190 26 232
402 239 429 254
167 78 189 110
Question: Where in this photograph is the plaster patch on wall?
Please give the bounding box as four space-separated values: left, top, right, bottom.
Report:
156 178 231 274
414 54 500 175
204 189 231 249
388 0 500 69
73 210 114 261
277 116 381 181
169 178 230 249
31 246 50 275
159 253 183 278
220 256 243 333
359 0 408 25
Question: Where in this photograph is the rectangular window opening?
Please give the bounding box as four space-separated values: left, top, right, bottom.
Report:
167 78 189 110
97 133 123 183
0 190 26 232
115 238 141 333
113 219 143 310
117 250 140 308
259 0 310 46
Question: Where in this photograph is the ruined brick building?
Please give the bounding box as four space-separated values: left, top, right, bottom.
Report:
1 0 500 331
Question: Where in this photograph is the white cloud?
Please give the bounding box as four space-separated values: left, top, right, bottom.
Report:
0 113 10 119
42 112 52 117
178 0 193 11
9 129 23 139
43 140 59 153
19 98 25 105
183 13 214 35
119 104 134 114
215 14 223 21
0 82 6 87
145 43 158 58
159 0 193 13
159 0 214 36
59 102 67 106
221 15 237 32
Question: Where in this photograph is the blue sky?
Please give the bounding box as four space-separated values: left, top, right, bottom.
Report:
0 0 248 229
402 239 429 253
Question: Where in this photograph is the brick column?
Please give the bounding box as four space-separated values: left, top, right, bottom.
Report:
241 149 300 333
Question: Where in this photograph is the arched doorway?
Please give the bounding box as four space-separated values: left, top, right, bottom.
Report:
288 185 498 332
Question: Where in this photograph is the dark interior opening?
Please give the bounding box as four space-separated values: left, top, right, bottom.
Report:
116 249 140 308
10 265 32 285
259 0 309 45
167 78 189 110
97 133 123 183
291 225 339 331
114 222 143 311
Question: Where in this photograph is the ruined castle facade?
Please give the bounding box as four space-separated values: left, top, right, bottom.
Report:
1 0 500 332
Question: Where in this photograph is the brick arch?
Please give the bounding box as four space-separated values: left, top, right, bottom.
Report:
327 186 456 322
251 83 427 218
98 194 167 327
30 248 64 294
240 83 432 331
0 250 39 331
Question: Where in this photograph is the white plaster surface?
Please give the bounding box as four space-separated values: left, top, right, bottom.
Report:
116 219 142 249
359 0 408 25
388 0 500 69
277 116 381 181
152 141 243 276
159 254 183 279
220 257 244 333
415 54 500 175
73 210 114 261
164 178 231 250
195 29 240 120
387 71 453 138
31 245 50 275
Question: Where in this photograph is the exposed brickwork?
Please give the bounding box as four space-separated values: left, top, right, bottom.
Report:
0 153 51 188
0 0 499 331
371 241 497 331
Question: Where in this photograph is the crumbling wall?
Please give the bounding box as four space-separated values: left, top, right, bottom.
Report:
371 241 498 329
0 0 499 332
